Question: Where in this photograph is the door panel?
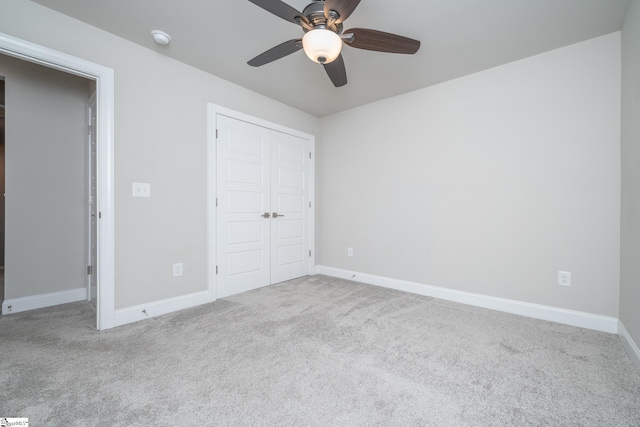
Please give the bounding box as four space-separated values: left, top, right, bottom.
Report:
227 127 265 156
228 249 264 276
277 193 304 212
277 244 305 265
227 190 264 213
217 115 271 297
227 221 263 245
270 131 309 284
278 168 304 187
227 159 263 184
278 220 304 239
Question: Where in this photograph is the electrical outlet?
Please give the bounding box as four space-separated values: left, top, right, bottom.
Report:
173 262 183 277
347 247 353 257
558 271 571 287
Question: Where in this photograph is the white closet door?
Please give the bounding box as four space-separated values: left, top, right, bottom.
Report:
216 114 311 298
216 115 271 298
270 131 310 283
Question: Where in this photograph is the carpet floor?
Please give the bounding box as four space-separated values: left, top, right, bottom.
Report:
1 275 639 426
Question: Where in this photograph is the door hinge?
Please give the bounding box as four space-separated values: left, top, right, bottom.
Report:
309 250 311 257
216 129 219 139
216 197 218 207
309 152 311 159
87 265 92 275
216 265 219 275
99 211 102 219
309 201 311 208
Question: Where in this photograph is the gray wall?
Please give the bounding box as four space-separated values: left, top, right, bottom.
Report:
0 0 320 309
621 0 640 348
0 54 91 299
318 33 621 317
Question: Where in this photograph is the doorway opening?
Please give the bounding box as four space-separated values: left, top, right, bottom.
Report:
1 77 5 307
0 54 95 320
0 32 115 330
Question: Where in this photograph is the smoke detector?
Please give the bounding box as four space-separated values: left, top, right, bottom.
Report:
151 30 171 46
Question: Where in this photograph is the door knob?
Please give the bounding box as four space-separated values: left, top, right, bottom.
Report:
272 213 285 218
262 213 271 218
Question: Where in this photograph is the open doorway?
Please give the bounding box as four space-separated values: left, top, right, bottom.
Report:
0 54 95 320
1 77 5 306
0 32 115 330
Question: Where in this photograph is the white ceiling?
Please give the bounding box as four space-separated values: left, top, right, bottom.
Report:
31 0 630 117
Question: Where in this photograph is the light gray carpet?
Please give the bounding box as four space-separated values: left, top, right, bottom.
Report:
1 275 639 426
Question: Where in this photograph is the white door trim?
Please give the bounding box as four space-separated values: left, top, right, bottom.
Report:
86 92 96 304
0 32 116 330
207 103 315 301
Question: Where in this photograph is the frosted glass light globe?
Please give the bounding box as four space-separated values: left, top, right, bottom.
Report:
302 29 342 64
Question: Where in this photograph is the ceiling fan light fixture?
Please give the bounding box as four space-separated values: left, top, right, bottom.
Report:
302 29 342 64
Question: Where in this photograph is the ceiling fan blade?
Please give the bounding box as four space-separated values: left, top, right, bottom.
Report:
323 54 347 87
248 0 303 24
248 39 302 67
343 28 420 54
324 0 361 24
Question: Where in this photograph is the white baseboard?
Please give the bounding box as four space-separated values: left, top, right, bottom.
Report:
315 265 618 334
2 287 87 315
114 290 211 327
618 321 640 372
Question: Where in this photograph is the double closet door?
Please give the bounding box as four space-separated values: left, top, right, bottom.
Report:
216 115 310 298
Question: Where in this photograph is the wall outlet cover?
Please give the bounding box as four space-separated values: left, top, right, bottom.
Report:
558 271 571 287
173 262 184 277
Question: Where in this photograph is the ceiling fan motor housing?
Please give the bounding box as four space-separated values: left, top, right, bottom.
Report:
302 1 342 34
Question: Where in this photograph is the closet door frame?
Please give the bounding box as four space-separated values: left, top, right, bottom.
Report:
207 103 315 302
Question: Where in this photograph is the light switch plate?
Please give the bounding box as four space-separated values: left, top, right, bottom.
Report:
132 182 151 198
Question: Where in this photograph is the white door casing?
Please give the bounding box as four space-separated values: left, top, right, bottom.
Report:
87 93 98 309
212 109 314 299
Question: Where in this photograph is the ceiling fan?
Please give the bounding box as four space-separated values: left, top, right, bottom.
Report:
247 0 421 87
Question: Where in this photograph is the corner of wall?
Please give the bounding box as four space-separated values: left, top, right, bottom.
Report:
618 320 640 373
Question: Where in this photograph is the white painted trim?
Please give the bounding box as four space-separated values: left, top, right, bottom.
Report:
209 104 316 141
618 321 640 373
114 291 210 327
0 32 116 330
206 103 316 300
86 92 96 303
206 103 218 304
2 288 87 315
315 265 619 333
308 137 316 272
